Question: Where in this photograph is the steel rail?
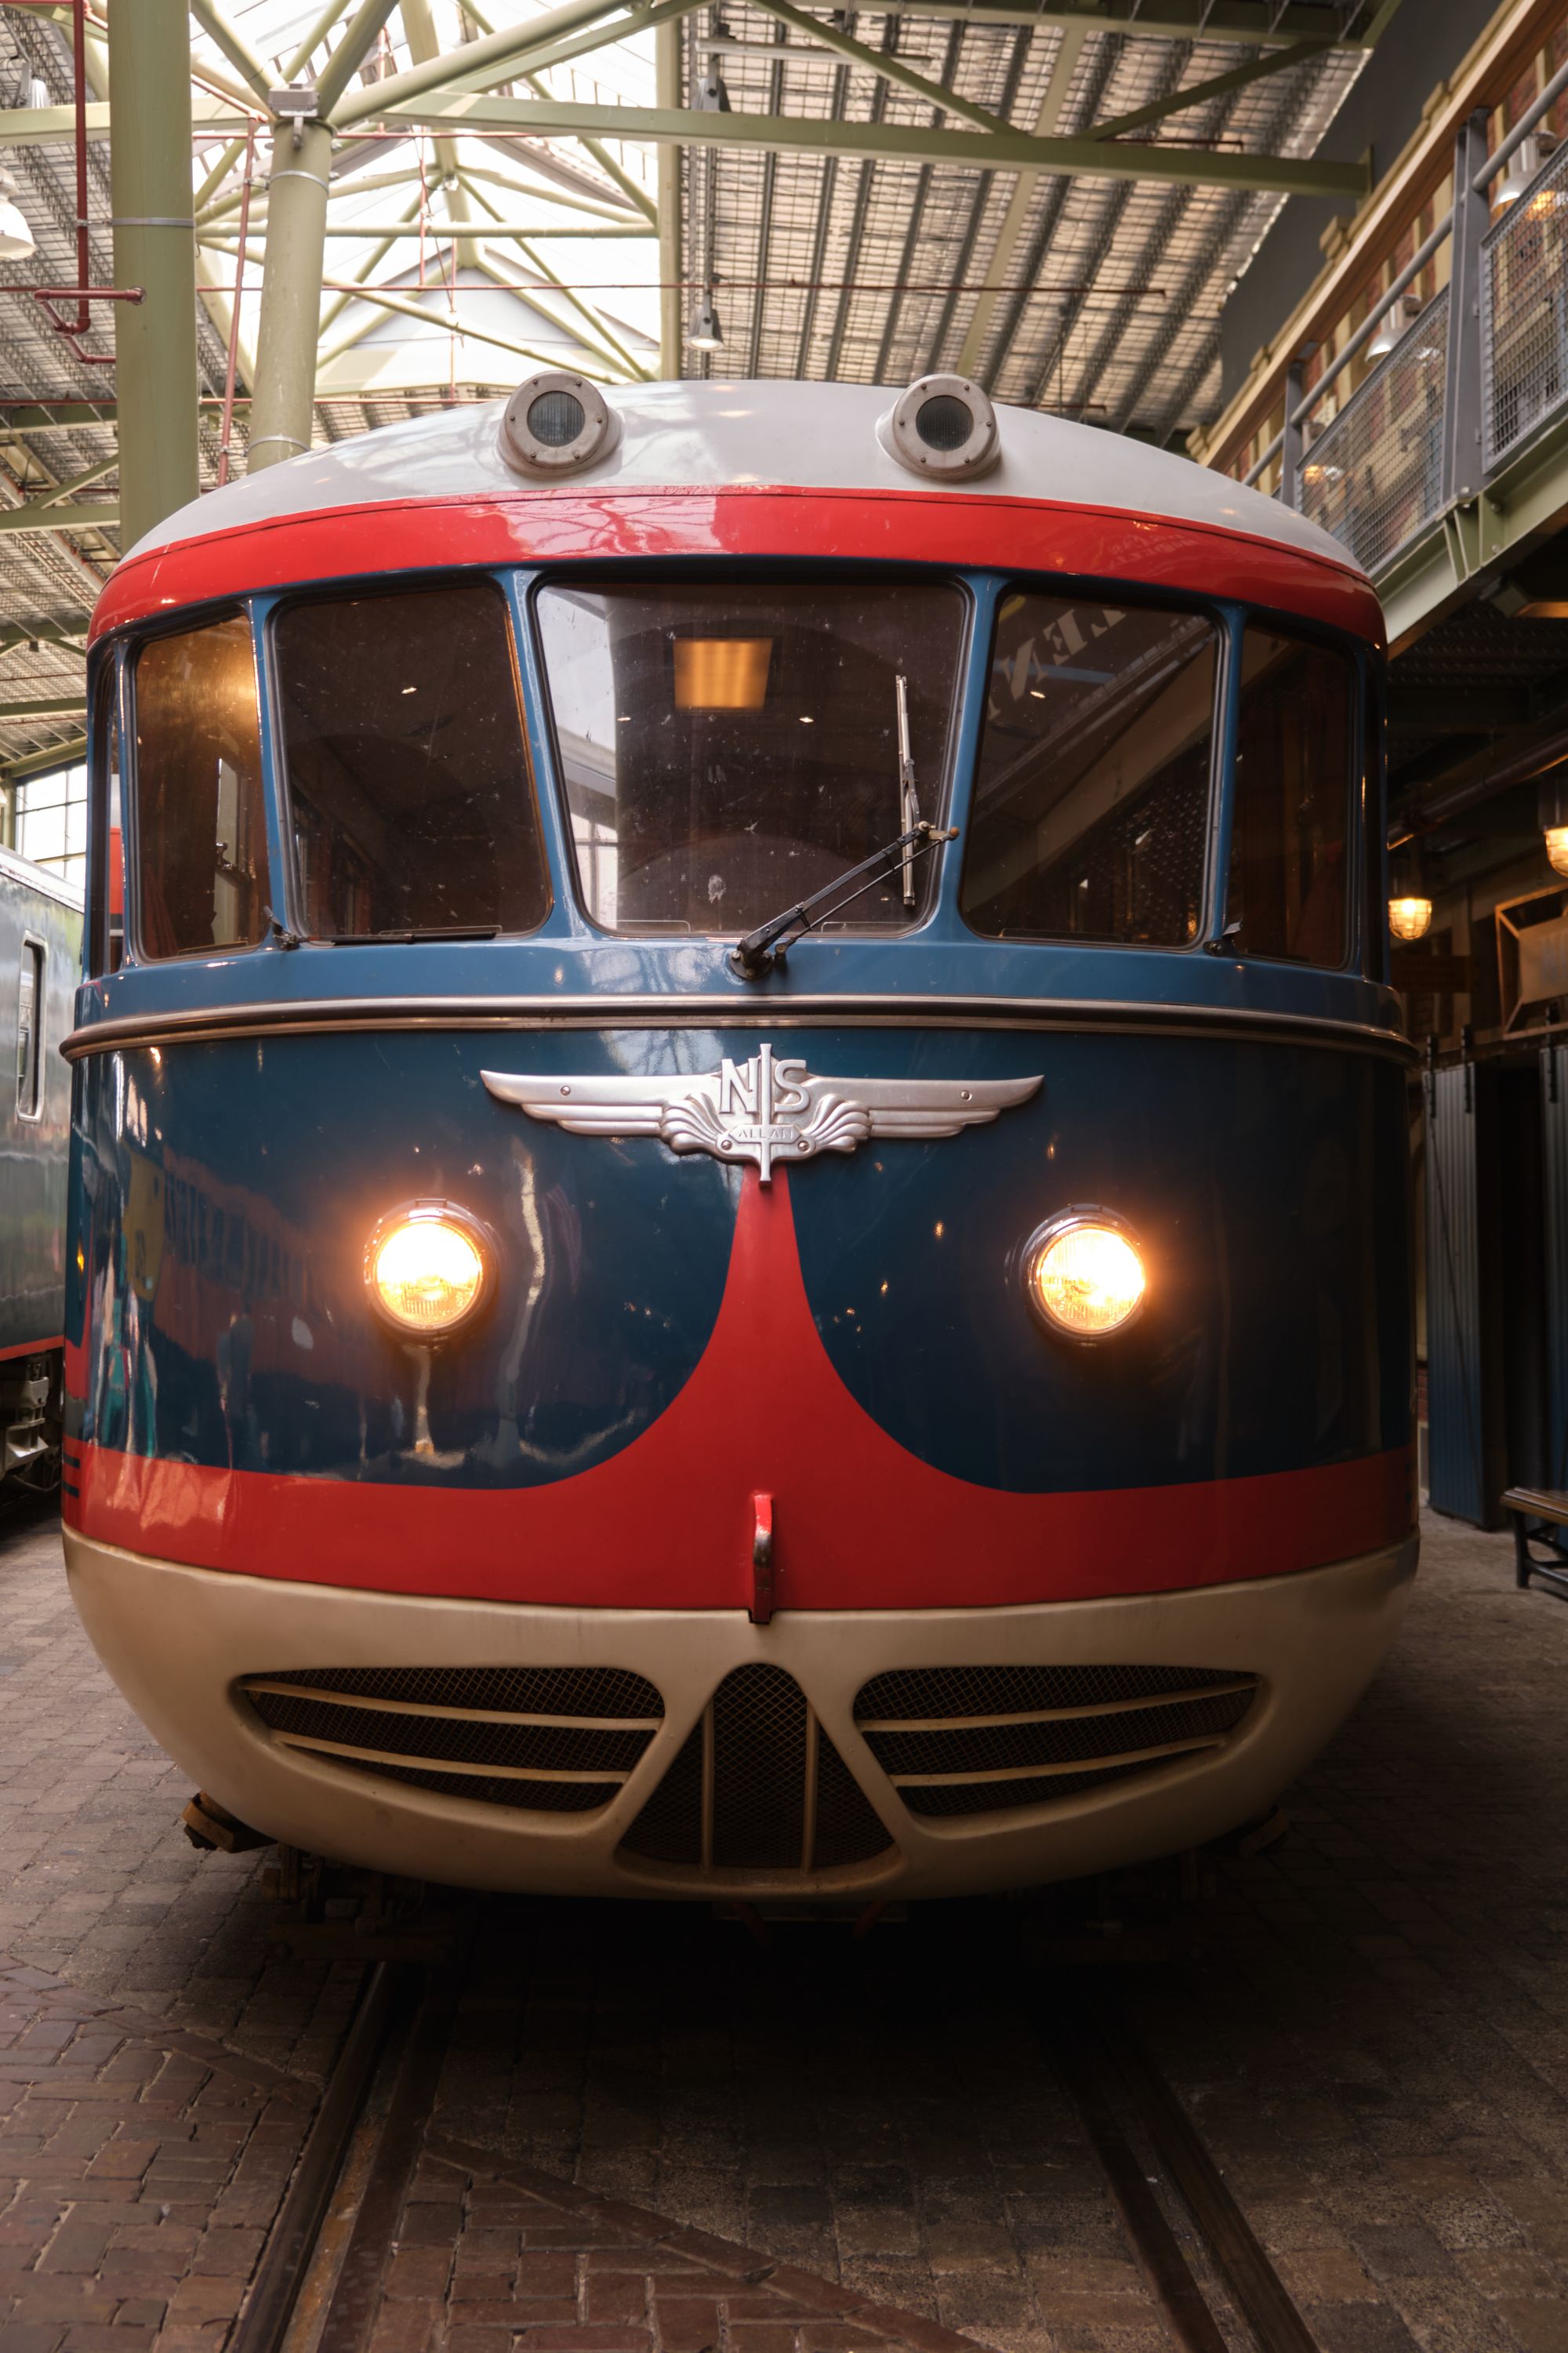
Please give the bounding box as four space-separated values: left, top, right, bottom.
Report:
1047 1977 1322 2353
228 1962 408 2353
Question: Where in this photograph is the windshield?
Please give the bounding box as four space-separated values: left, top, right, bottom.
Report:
960 593 1218 946
535 579 966 935
274 579 550 941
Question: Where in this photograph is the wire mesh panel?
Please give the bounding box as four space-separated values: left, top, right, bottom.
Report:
619 1665 891 1871
1483 140 1568 471
1298 291 1448 573
854 1662 1258 1819
236 1665 662 1815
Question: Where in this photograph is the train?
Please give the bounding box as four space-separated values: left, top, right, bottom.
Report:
1 841 80 1491
60 372 1417 1900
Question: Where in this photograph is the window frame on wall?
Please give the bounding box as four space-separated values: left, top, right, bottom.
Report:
15 756 88 891
265 568 553 946
125 601 271 965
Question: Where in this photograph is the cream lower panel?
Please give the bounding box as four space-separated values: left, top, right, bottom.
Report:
64 1534 1418 1901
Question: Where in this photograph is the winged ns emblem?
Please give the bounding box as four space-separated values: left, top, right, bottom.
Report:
481 1044 1042 1183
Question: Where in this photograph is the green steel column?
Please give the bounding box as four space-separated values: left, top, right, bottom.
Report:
108 0 199 546
655 19 681 378
248 117 332 473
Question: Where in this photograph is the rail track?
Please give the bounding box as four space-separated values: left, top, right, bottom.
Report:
230 1919 1322 2353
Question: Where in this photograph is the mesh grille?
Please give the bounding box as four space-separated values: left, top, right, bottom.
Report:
619 1664 891 1872
1298 290 1448 574
249 1665 662 1715
237 1665 662 1817
855 1663 1258 1820
1484 140 1568 470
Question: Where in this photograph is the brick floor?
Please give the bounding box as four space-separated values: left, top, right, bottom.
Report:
9 1498 1568 2353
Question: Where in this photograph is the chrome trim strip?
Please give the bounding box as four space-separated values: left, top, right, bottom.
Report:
270 1729 628 1785
887 1732 1229 1787
62 993 1414 1062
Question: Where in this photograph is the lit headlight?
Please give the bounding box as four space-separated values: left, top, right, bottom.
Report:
1025 1212 1145 1339
366 1202 491 1337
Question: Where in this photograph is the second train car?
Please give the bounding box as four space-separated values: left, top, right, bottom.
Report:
60 375 1416 1900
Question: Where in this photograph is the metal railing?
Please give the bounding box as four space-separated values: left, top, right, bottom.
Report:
1298 289 1448 574
1242 56 1568 578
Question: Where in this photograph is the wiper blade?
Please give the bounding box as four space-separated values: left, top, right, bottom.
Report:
331 925 503 944
728 819 958 982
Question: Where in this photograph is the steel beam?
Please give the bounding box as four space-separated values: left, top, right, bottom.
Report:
957 20 1085 379
109 0 199 548
248 120 332 471
330 0 648 126
0 698 89 718
401 0 481 267
2 738 87 780
1087 37 1328 140
656 15 681 375
747 0 1007 136
378 90 1370 194
314 0 402 119
0 503 118 533
189 0 273 105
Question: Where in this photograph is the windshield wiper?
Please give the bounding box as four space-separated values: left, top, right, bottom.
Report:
728 817 957 981
729 670 956 980
331 925 503 944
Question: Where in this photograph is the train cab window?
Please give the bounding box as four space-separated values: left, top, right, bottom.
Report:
1227 626 1356 968
90 661 124 974
132 615 268 960
535 579 964 935
15 939 42 1118
960 594 1216 945
274 581 549 940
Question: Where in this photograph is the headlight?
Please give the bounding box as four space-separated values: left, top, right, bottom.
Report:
366 1202 492 1337
1025 1212 1145 1339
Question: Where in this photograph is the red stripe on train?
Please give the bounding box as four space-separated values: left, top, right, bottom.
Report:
67 1169 1413 1609
0 1335 63 1364
90 485 1383 648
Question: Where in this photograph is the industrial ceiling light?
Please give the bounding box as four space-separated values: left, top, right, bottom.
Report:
0 168 35 263
1543 780 1568 879
693 64 731 111
688 295 724 351
1493 132 1559 212
1387 840 1432 943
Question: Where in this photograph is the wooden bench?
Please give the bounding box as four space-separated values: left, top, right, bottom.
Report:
1503 1487 1568 1597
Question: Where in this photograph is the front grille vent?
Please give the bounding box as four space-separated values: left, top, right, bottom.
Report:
854 1663 1259 1819
619 1662 892 1872
236 1665 663 1814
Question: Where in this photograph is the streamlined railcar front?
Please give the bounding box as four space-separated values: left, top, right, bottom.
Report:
60 378 1417 1901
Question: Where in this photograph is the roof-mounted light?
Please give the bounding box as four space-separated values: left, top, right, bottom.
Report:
499 370 621 478
877 373 1000 482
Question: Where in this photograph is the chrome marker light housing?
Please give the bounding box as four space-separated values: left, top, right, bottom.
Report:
1023 1208 1146 1341
499 370 622 477
877 373 1001 481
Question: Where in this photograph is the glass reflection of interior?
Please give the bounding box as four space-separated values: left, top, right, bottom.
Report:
960 594 1216 946
275 580 550 941
133 614 269 960
535 579 965 935
1229 627 1355 968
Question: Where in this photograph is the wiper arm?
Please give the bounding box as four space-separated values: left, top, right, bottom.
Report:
896 673 919 912
728 817 958 982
